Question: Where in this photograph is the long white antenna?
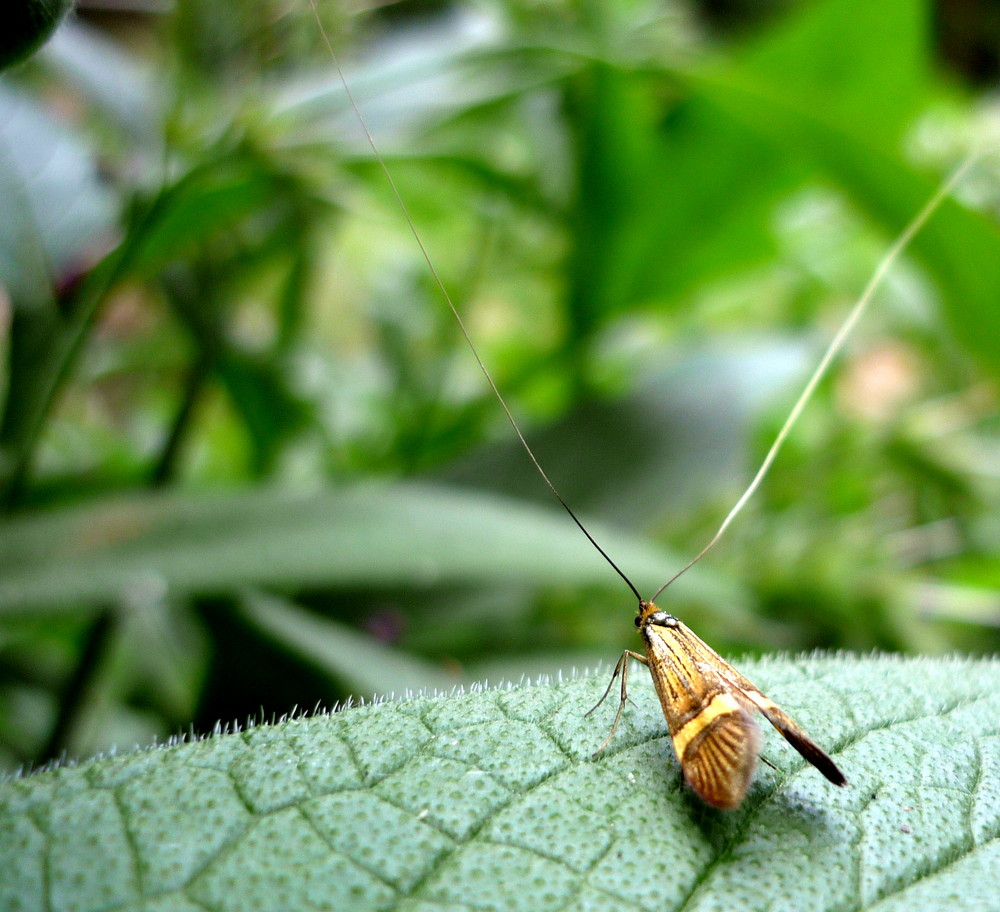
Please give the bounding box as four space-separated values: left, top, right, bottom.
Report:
649 154 977 602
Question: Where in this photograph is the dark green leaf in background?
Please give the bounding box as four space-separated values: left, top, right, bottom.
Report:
0 81 117 498
0 0 74 70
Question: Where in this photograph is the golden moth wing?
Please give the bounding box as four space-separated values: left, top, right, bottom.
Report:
641 619 764 809
743 691 848 787
660 617 848 789
675 692 762 810
641 619 743 730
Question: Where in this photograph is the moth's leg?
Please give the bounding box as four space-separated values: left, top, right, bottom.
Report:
585 650 645 716
588 650 647 758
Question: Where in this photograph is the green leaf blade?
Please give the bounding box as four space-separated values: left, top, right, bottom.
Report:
0 482 705 616
2 654 999 911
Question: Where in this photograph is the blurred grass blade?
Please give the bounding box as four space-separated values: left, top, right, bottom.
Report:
0 483 719 616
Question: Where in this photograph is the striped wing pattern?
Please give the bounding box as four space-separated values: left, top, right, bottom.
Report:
640 609 846 808
678 696 761 809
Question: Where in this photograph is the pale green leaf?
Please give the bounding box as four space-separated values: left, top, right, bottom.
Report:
2 654 998 911
0 482 735 617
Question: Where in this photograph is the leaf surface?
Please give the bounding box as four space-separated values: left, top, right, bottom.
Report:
2 654 998 911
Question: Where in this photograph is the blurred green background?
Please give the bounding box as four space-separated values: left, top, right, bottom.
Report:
1 0 999 774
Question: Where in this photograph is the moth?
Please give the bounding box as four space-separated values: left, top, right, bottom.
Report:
590 600 847 810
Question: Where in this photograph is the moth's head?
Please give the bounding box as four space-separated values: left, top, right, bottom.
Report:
635 600 677 629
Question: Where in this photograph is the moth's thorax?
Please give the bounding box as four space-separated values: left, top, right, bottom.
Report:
635 600 678 632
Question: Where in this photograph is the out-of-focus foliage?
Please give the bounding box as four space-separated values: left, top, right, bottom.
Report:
0 0 74 69
0 0 998 773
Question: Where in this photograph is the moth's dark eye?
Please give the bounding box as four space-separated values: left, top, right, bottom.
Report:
633 615 642 628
